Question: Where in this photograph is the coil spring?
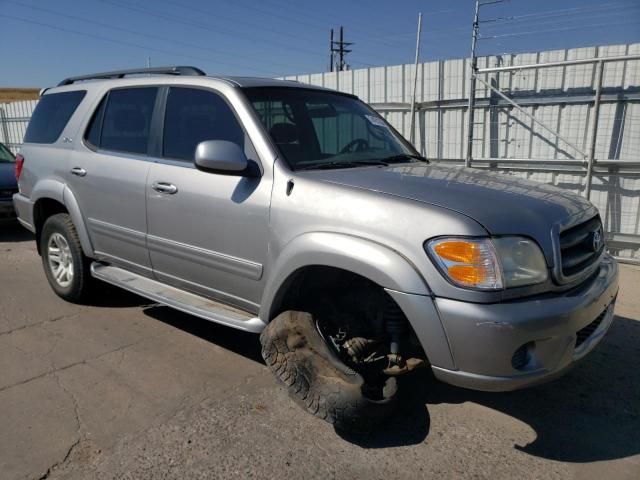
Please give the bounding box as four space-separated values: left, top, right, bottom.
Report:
384 299 406 355
384 299 406 334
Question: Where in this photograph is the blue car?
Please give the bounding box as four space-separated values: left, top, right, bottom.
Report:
0 142 18 222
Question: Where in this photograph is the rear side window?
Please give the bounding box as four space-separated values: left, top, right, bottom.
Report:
163 87 245 161
85 96 107 148
24 90 86 144
87 87 158 155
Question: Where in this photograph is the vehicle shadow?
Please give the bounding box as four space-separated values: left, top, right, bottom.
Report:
416 314 639 461
142 304 264 364
135 306 640 459
0 221 33 242
87 282 155 308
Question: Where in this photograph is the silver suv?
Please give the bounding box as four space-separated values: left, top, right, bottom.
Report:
14 67 618 429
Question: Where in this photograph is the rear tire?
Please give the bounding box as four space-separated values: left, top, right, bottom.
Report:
40 213 93 303
260 310 398 431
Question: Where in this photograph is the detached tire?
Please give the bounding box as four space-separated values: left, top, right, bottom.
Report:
260 310 398 430
40 213 93 303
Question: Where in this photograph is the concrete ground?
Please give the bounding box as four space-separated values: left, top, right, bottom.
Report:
1 222 639 480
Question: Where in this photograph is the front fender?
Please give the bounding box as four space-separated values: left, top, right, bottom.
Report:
260 232 430 320
259 232 456 370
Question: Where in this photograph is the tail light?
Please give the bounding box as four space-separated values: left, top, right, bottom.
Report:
15 153 24 181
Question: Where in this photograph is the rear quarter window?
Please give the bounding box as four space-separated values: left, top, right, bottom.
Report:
23 90 86 144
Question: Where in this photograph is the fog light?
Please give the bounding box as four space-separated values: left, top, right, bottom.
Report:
511 342 534 370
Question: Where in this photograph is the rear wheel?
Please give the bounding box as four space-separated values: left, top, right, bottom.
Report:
40 213 93 302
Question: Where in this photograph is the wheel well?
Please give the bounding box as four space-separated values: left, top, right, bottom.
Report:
269 266 381 320
268 265 427 362
33 198 68 254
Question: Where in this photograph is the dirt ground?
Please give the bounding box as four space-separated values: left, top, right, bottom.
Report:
1 222 639 480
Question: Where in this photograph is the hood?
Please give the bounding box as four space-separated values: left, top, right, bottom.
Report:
0 162 17 189
301 163 597 263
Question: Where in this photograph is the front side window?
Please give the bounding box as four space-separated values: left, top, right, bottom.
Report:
163 87 245 161
24 90 86 144
96 87 158 155
0 143 15 163
244 87 417 170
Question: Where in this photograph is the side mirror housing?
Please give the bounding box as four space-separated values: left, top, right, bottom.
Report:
195 140 251 175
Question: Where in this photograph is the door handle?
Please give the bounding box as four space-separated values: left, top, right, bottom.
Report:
70 167 87 177
152 182 178 194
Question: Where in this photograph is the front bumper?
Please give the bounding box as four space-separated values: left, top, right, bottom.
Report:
393 255 619 392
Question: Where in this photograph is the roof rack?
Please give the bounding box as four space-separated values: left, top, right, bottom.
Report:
57 66 206 86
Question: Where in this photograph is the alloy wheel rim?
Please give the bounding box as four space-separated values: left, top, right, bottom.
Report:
47 233 74 288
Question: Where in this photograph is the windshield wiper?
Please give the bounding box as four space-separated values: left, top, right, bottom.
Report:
380 153 428 163
296 160 389 171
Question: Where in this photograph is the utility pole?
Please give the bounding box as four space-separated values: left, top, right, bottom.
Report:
465 0 480 167
409 12 423 145
329 29 334 72
330 26 353 71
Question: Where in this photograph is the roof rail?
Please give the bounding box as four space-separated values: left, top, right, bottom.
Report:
57 66 206 86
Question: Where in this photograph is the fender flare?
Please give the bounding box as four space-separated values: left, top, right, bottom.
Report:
62 185 94 257
260 232 430 321
29 179 94 257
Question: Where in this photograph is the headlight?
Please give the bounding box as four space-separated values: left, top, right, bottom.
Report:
426 237 547 290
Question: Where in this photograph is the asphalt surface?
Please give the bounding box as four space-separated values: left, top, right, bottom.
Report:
1 222 639 480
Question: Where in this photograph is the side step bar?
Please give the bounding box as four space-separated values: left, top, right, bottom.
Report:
91 263 267 333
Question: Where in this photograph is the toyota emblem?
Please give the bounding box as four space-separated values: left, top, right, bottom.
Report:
592 229 603 252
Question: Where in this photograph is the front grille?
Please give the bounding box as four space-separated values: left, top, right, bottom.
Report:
559 215 604 278
0 187 18 200
575 308 607 348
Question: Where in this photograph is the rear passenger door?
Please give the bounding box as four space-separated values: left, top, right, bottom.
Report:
145 86 271 312
68 87 159 275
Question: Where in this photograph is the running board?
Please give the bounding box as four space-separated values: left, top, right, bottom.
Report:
90 262 266 333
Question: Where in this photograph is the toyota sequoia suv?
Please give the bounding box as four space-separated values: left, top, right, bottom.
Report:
13 67 618 429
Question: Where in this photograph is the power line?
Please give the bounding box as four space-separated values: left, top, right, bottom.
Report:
100 0 327 61
0 13 270 76
152 0 321 47
480 19 640 40
211 0 420 52
99 0 389 71
378 1 640 42
480 3 640 32
5 0 295 74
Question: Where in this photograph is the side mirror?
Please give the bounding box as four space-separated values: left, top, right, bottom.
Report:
195 140 250 175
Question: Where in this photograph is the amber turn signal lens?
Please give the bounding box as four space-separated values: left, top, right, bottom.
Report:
448 264 491 285
433 241 480 263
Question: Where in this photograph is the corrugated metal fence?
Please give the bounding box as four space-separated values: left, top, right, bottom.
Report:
281 43 640 261
1 43 638 260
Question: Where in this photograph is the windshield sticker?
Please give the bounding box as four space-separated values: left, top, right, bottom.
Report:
365 115 388 128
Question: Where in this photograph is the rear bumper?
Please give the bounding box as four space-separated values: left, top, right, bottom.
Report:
0 198 16 221
12 193 35 232
397 255 619 392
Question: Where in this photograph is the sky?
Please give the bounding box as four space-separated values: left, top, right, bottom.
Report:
1 0 639 87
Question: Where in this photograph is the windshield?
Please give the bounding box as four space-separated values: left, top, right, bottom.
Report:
0 143 15 163
244 87 419 170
